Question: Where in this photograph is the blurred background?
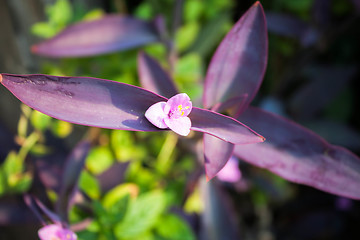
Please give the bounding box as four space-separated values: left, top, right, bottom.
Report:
0 0 360 239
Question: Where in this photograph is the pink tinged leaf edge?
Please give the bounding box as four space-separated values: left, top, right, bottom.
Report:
204 134 235 180
234 107 360 200
203 1 268 113
32 15 160 58
138 51 179 98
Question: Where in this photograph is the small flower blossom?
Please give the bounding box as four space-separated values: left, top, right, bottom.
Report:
145 93 192 136
38 224 77 240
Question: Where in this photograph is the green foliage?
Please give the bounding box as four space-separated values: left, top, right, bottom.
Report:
156 214 196 240
114 190 167 239
32 0 73 38
79 171 101 199
86 146 114 175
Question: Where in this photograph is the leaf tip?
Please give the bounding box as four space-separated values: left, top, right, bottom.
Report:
254 1 260 6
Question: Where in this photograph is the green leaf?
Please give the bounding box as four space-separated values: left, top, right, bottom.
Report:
156 214 196 240
175 22 200 52
86 146 114 175
47 0 73 26
31 22 59 38
31 110 52 131
114 191 167 238
79 171 100 199
51 120 73 138
184 0 204 22
102 183 139 209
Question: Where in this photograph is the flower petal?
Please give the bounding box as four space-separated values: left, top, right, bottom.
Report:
145 102 168 129
38 224 61 240
164 116 191 136
165 93 192 118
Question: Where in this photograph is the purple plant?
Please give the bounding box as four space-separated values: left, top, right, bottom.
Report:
1 1 360 203
22 141 91 239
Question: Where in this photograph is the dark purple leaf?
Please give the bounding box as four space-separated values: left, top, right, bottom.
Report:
33 196 62 224
23 194 46 225
290 65 356 119
138 52 178 98
1 73 166 132
35 154 65 192
211 95 248 118
32 15 160 58
0 195 38 225
200 178 240 240
312 0 331 28
97 162 129 193
204 134 234 180
266 12 319 47
190 107 264 144
234 107 360 199
203 1 267 114
56 141 91 221
1 74 263 145
304 120 360 151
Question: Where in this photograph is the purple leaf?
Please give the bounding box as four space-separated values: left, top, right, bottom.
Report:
56 141 91 221
97 162 129 193
204 134 234 180
266 12 319 47
290 65 356 119
1 73 166 132
203 1 267 113
200 178 240 240
0 195 38 225
234 107 360 199
138 52 178 98
211 95 248 118
190 107 264 144
32 15 160 58
1 74 263 145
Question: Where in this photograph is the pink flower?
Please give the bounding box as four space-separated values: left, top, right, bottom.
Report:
38 224 77 240
216 156 242 183
145 93 192 136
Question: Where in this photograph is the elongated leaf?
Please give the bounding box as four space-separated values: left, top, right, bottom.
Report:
32 15 160 58
56 141 91 221
1 74 263 145
0 195 38 225
204 134 234 180
203 1 267 113
200 178 240 240
190 107 264 144
234 107 360 199
266 12 318 47
1 73 166 131
138 52 178 98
